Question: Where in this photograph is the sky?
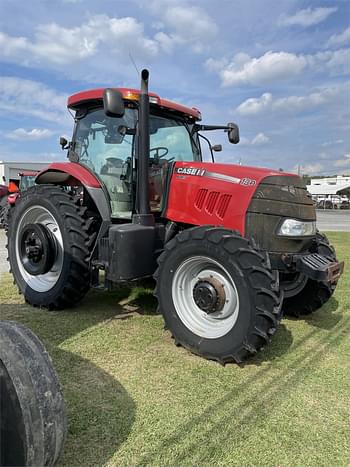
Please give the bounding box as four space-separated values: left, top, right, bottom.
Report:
0 0 349 175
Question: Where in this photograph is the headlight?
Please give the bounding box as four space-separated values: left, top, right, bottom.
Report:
277 219 316 236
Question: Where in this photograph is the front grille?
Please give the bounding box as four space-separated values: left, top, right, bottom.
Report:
245 175 315 253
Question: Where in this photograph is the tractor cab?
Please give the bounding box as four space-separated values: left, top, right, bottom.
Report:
67 88 203 219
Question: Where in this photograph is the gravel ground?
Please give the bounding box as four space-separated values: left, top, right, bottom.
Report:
0 211 349 275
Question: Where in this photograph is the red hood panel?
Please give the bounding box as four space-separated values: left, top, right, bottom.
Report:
165 161 297 234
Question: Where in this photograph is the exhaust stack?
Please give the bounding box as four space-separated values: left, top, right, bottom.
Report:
133 68 154 226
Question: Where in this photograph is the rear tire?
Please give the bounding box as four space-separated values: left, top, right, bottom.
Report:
0 320 66 466
282 232 337 317
154 226 282 364
0 203 11 231
8 185 96 310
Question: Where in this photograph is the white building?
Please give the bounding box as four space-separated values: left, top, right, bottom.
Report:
307 175 350 208
0 161 48 183
309 175 350 188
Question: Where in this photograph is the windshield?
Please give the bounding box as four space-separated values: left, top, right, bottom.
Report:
73 106 199 218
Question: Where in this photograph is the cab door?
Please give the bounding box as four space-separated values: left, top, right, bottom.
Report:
148 114 199 212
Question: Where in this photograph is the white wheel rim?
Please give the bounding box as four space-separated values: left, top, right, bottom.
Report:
172 256 240 339
15 205 64 293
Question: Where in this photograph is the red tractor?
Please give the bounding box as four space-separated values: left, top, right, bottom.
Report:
0 171 38 230
7 70 344 363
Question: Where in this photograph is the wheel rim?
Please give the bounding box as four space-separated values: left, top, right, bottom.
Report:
172 256 240 339
15 206 63 292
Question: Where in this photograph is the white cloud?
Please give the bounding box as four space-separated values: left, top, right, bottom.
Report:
206 47 350 87
300 155 350 172
236 85 342 116
327 27 350 47
148 1 218 53
0 77 67 123
321 48 350 76
239 132 270 146
321 139 344 147
0 15 161 68
0 7 217 74
206 51 308 87
279 7 337 27
205 57 229 73
293 162 324 175
236 93 273 116
6 128 54 141
161 4 217 52
334 154 350 167
251 132 270 145
154 31 176 53
306 48 350 77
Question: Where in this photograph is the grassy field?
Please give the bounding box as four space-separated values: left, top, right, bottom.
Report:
1 232 349 466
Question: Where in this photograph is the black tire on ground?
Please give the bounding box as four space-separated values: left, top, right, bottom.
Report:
0 203 12 231
154 226 282 364
7 185 97 310
282 232 337 317
0 320 66 466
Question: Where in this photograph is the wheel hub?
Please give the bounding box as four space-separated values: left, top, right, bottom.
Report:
172 257 240 339
19 224 56 276
193 276 226 314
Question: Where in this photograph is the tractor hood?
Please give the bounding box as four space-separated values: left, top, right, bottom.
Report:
173 161 293 185
165 161 306 235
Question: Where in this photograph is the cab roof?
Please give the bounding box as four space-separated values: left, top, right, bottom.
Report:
68 88 202 120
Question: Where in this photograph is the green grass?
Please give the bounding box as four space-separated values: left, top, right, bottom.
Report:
1 232 349 466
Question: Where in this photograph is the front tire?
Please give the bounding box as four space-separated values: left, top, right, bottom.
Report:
282 232 338 317
155 226 282 364
8 185 95 310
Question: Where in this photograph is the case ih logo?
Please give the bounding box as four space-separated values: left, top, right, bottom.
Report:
175 167 206 176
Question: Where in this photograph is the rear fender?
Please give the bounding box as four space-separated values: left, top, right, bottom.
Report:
36 162 110 220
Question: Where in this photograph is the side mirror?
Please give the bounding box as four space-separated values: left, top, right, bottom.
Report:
59 136 68 150
103 89 125 118
226 123 240 144
212 144 222 152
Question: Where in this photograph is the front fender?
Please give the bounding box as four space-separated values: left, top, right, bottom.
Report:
36 162 110 220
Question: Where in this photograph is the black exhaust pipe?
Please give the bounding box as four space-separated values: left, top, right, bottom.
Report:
103 69 156 282
133 68 154 226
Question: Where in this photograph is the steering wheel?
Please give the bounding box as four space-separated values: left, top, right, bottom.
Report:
150 147 169 159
